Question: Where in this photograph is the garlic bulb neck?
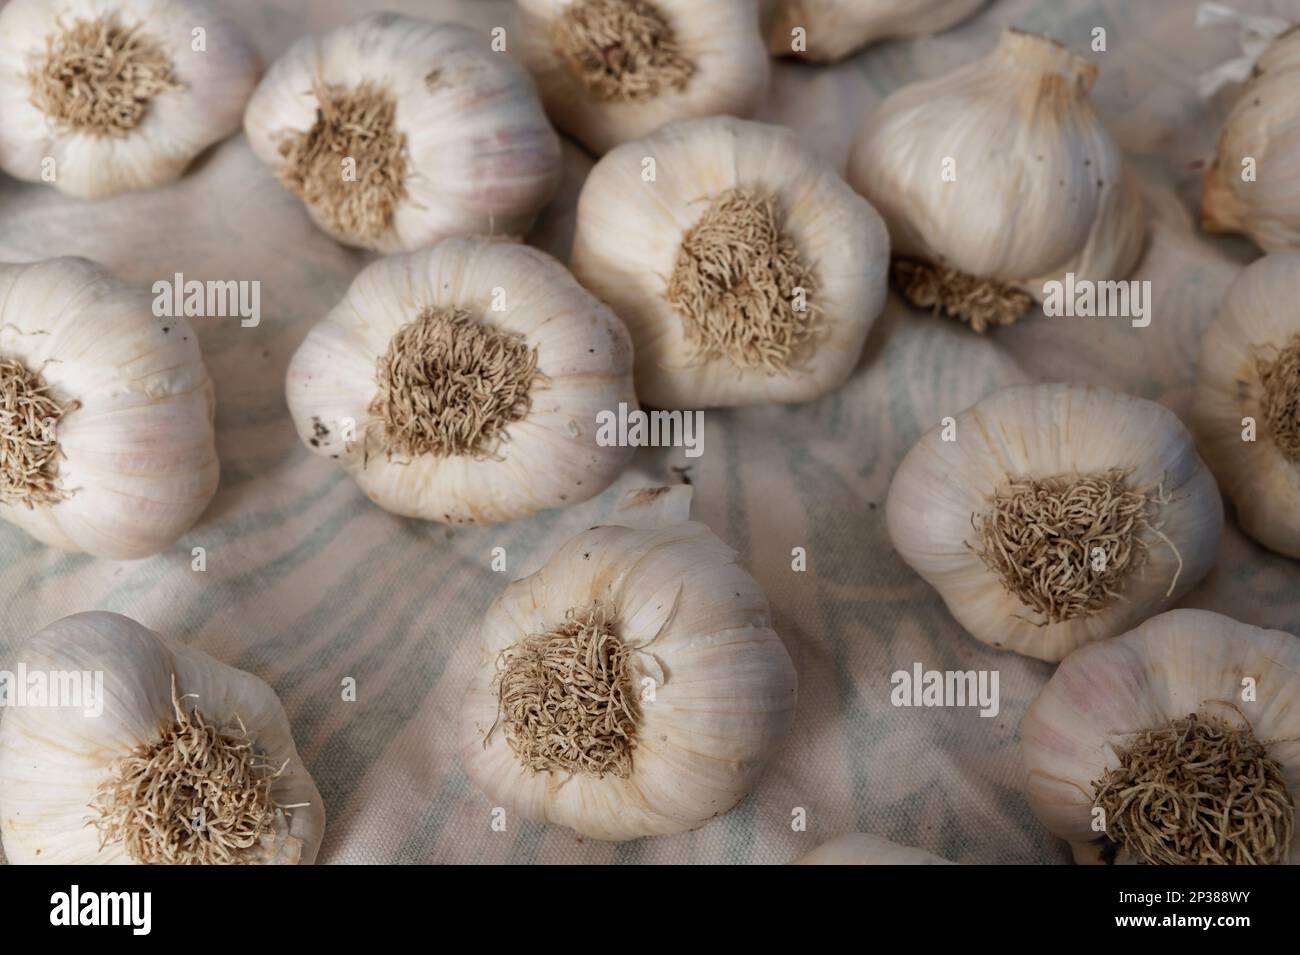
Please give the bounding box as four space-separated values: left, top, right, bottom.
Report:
29 13 183 139
278 81 407 243
1091 710 1294 865
994 28 1098 92
666 186 823 373
552 0 696 103
1256 334 1300 464
493 604 639 779
974 470 1161 625
0 357 77 509
369 306 540 461
891 259 1031 333
91 678 292 865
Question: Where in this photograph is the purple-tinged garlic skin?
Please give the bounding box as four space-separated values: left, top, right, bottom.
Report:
1022 609 1299 865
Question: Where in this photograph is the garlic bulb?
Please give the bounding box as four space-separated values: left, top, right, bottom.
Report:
1023 609 1299 865
794 833 954 865
287 237 635 525
570 116 889 409
513 0 769 155
766 0 986 63
1193 252 1300 557
0 612 324 864
886 383 1223 662
459 492 797 840
1202 26 1300 250
847 29 1146 332
0 257 218 559
244 13 561 253
0 0 259 199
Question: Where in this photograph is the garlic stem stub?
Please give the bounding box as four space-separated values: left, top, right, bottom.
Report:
514 0 770 155
1022 609 1299 865
459 513 797 840
0 257 218 559
570 116 890 409
243 13 562 253
0 0 260 199
0 612 325 864
765 0 987 63
847 29 1146 332
793 833 955 865
286 237 636 525
886 383 1223 662
1202 25 1300 251
1193 252 1300 558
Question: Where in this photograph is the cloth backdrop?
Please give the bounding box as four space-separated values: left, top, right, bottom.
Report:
0 0 1297 864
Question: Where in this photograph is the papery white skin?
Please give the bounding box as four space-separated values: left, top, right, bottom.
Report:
0 612 325 864
848 30 1146 299
765 0 986 63
286 237 636 525
793 833 954 865
1202 27 1300 251
1022 609 1300 865
1193 252 1300 557
513 0 769 155
0 0 260 199
570 116 889 409
886 383 1223 662
0 258 218 560
244 13 561 253
459 519 798 841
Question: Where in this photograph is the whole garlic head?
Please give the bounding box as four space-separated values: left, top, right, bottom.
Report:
0 612 325 864
766 0 986 63
848 29 1146 332
886 383 1223 662
0 258 218 560
0 0 259 199
459 507 797 840
513 0 770 155
1202 26 1300 251
1193 252 1300 557
287 237 635 525
244 13 561 253
793 833 954 865
1023 609 1299 865
570 116 889 409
